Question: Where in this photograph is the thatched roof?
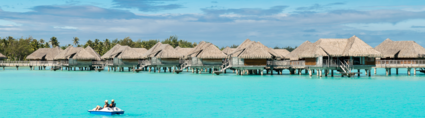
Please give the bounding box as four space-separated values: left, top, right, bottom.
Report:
118 48 148 59
175 46 194 56
273 49 290 59
54 46 101 60
229 39 281 59
54 46 84 60
26 47 63 60
375 38 425 58
0 52 6 59
100 44 131 59
186 42 227 59
141 42 183 59
286 41 312 60
222 47 236 55
299 35 381 58
72 46 102 61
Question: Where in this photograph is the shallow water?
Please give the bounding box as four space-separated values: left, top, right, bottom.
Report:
1 67 425 117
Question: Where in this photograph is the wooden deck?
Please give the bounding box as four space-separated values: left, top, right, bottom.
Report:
0 61 61 67
375 60 425 68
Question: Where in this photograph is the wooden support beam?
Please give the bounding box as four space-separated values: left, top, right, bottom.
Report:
358 69 360 77
396 68 398 75
408 68 411 76
374 68 377 75
386 68 389 76
414 68 416 75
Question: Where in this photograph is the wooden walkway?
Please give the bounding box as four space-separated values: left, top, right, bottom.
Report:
0 61 61 67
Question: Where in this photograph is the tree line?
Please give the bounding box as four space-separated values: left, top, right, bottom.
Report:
0 36 196 61
0 35 297 61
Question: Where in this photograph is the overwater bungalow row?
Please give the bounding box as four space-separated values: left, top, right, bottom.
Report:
3 35 425 76
374 39 425 75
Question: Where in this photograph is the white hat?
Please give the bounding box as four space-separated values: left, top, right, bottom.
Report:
105 100 108 102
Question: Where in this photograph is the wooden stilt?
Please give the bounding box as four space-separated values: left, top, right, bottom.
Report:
386 68 389 76
325 70 328 77
408 68 411 76
414 68 416 75
396 68 399 75
358 69 360 76
309 69 312 76
374 67 377 75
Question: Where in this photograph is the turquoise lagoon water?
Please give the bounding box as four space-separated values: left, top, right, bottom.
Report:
1 67 425 117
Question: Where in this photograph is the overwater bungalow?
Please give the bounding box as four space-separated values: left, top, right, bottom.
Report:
297 35 381 77
140 42 183 73
100 44 131 66
115 48 148 72
222 47 236 55
54 46 102 71
227 39 282 75
182 41 227 74
374 39 425 75
26 47 63 70
285 41 312 74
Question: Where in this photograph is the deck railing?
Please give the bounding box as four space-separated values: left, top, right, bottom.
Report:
104 60 113 65
0 61 61 66
139 60 152 65
92 61 105 65
267 60 291 66
290 61 306 67
376 60 425 67
321 60 340 67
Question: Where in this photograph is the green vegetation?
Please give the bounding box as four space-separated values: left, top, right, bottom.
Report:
0 35 196 60
220 44 239 50
273 46 297 52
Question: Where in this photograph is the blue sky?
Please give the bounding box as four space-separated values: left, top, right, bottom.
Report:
1 0 425 47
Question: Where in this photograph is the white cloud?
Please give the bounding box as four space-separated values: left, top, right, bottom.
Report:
53 26 78 29
0 20 22 26
344 19 425 32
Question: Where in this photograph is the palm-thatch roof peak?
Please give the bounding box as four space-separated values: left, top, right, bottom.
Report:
185 42 226 59
119 48 148 59
54 46 84 60
222 46 236 55
286 41 313 60
140 42 183 59
375 38 425 58
273 48 290 59
101 44 131 59
26 47 63 61
233 41 281 59
298 36 381 58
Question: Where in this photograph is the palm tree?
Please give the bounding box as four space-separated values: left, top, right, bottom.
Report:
73 37 79 46
50 36 59 47
39 39 45 48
